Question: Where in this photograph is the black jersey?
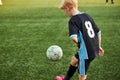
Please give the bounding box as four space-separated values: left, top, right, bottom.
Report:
69 13 100 59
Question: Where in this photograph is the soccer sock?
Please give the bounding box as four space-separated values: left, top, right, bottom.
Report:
64 65 77 80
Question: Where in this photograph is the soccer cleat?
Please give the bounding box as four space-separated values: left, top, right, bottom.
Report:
55 75 65 80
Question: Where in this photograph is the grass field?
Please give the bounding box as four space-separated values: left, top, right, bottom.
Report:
0 0 120 80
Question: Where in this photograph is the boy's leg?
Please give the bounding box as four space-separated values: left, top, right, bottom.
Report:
64 54 79 80
78 58 95 80
64 64 77 80
78 75 87 80
111 0 114 4
106 0 108 3
0 0 2 5
105 0 108 5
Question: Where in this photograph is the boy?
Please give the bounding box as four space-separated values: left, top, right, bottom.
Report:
56 0 104 80
105 0 114 5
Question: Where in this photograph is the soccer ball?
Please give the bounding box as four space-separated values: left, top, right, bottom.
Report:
46 45 63 60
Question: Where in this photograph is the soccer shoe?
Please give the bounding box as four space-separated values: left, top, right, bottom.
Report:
55 75 64 80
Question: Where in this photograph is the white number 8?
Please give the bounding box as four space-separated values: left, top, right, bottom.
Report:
85 21 95 38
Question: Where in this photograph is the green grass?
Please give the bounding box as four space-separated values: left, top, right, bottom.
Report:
1 0 120 8
0 0 120 80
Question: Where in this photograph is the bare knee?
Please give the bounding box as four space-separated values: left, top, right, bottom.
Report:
78 74 87 80
70 56 78 67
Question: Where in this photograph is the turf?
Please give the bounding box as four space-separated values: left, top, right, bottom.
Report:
0 0 120 80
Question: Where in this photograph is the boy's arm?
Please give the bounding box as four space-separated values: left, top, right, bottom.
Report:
98 31 101 47
71 36 79 48
98 31 104 56
71 37 78 44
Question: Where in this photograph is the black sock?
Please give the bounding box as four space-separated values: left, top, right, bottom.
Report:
64 65 77 80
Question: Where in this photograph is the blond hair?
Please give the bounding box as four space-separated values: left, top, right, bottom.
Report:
60 0 78 9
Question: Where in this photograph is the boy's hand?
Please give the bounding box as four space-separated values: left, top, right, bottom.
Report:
99 47 104 56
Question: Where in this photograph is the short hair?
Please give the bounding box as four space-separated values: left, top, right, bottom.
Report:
60 0 78 9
